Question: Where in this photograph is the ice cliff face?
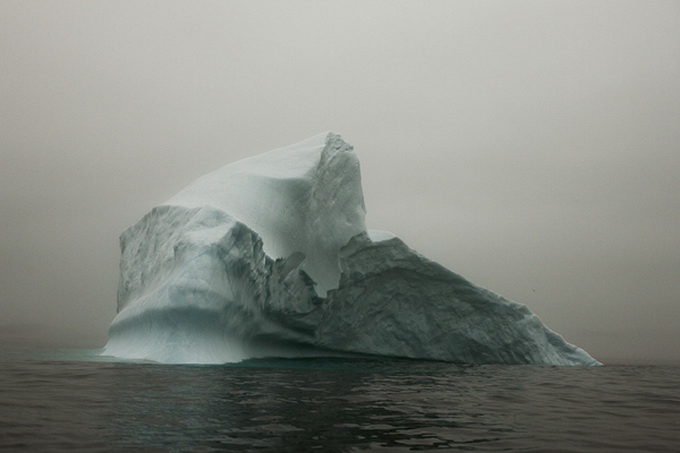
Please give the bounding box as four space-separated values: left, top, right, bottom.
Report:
103 132 600 365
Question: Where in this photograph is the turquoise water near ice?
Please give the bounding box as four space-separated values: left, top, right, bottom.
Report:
1 349 678 452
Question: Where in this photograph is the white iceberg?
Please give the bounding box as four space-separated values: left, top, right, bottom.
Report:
103 132 600 365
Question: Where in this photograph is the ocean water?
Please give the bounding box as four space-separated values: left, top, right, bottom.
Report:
1 350 678 452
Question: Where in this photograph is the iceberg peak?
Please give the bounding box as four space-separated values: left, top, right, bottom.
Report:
165 131 365 295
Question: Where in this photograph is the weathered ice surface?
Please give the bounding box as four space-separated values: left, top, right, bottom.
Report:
103 132 600 365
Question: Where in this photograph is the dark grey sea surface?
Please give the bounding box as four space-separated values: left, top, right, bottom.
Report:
1 349 678 452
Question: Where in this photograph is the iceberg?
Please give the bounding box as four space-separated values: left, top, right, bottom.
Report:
103 132 600 365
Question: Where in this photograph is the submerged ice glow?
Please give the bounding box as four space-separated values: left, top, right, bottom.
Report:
103 133 599 365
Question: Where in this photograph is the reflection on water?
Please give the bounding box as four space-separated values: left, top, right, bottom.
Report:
1 351 679 452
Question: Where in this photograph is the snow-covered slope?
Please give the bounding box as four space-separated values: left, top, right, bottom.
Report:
103 132 600 365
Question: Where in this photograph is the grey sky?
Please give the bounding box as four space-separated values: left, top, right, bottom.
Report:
1 1 678 361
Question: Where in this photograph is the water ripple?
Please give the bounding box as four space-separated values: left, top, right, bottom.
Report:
1 352 679 451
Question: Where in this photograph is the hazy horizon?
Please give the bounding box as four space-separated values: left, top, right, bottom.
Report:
2 1 679 362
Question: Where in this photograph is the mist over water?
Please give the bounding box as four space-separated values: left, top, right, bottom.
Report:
2 1 679 362
2 350 679 452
